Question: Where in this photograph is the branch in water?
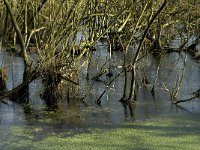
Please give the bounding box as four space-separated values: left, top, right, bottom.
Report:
174 96 199 104
61 76 79 85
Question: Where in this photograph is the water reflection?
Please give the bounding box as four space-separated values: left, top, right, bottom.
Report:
0 43 200 142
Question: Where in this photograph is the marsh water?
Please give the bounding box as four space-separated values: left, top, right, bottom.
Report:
0 40 200 146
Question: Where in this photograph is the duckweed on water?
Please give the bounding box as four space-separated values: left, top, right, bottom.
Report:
1 112 200 150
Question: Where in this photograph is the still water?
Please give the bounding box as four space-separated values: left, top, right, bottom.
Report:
0 42 200 144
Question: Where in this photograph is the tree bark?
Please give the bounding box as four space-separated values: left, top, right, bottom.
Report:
3 0 29 67
128 0 167 101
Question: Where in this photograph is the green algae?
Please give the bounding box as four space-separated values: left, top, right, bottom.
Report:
1 112 200 150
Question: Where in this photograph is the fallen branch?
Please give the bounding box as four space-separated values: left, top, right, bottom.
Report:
96 69 123 104
0 71 38 101
174 96 199 104
61 76 79 85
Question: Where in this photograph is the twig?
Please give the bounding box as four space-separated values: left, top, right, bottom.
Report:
61 76 79 85
96 69 124 104
151 62 161 96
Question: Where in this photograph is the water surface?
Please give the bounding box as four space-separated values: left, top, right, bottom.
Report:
0 42 200 146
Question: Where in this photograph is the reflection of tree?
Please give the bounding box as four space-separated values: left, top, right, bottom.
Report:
20 96 83 128
21 103 39 125
121 100 136 120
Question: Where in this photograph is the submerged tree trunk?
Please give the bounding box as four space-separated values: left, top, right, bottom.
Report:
122 51 128 100
9 71 38 103
128 65 137 100
10 84 29 103
3 0 31 103
42 73 62 109
127 0 167 102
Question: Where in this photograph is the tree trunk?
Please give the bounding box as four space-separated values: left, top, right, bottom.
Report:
127 0 167 101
